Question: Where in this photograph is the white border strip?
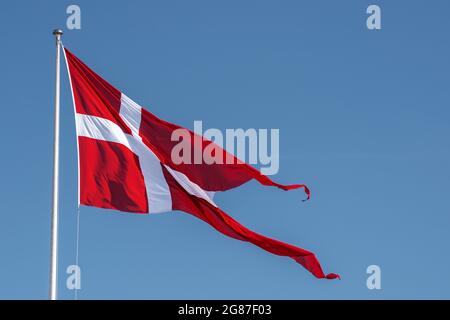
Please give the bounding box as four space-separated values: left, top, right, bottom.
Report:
61 44 80 207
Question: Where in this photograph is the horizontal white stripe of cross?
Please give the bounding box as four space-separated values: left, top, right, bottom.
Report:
75 93 216 213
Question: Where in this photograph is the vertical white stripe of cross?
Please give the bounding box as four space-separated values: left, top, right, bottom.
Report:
75 93 216 213
118 94 173 213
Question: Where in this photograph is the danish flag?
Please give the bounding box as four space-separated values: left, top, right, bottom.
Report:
63 47 339 280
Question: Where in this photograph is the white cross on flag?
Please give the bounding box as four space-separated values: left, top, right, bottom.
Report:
63 47 339 280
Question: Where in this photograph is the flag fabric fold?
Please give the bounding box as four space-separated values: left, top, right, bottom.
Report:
63 47 338 280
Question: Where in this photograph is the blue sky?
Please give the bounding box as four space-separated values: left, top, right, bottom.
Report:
0 0 449 299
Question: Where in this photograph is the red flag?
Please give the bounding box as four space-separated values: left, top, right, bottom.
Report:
64 47 339 280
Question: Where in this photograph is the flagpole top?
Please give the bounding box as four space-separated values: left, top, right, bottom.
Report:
52 29 63 39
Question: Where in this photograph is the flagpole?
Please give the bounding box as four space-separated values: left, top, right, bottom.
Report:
50 29 63 300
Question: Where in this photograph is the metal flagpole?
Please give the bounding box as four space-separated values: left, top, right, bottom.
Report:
50 29 63 300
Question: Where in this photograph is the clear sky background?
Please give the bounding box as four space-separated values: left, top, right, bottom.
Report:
0 0 449 299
